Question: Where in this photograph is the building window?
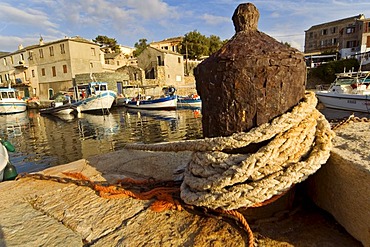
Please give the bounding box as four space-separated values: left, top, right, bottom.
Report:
346 27 355 34
322 29 327 35
330 27 337 34
63 64 67 73
346 40 357 48
91 48 96 56
20 53 24 60
367 36 370 48
39 49 44 58
49 46 54 56
32 70 35 77
0 75 2 83
52 66 56 77
3 58 7 66
117 61 120 66
90 62 93 68
331 38 337 45
178 57 181 63
28 51 33 60
10 56 13 64
60 44 65 54
309 32 313 38
41 68 45 76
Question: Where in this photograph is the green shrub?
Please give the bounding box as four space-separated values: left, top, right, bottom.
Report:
309 58 360 84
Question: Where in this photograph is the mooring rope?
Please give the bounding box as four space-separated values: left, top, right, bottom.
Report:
124 91 335 210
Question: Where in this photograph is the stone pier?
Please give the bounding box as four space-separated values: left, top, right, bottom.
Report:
0 121 367 246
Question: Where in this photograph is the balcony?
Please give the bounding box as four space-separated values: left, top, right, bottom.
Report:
13 60 28 69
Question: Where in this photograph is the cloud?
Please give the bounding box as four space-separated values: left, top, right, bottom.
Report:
0 3 58 31
200 14 230 25
125 0 179 20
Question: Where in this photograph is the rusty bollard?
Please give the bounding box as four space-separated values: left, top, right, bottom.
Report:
195 3 306 138
194 2 307 219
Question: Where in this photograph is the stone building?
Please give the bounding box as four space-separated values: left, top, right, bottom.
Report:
304 14 370 61
0 35 197 100
137 46 185 88
149 37 183 53
0 36 104 100
103 52 137 72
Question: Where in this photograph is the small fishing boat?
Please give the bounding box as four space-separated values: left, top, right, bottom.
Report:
124 95 177 110
315 70 370 113
40 102 77 115
124 86 177 110
177 94 202 109
0 87 27 114
72 82 117 114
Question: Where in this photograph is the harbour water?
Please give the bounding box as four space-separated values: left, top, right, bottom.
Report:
1 107 203 174
1 105 369 174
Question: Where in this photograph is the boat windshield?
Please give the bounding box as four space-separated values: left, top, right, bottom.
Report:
8 91 15 98
335 78 354 85
1 92 8 99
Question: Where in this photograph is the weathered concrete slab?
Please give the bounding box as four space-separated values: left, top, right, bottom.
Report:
0 146 363 246
308 121 370 247
88 149 192 181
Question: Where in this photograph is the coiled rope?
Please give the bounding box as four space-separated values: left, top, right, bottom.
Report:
124 91 335 210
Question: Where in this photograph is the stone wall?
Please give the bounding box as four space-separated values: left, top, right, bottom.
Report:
307 122 370 247
75 72 129 93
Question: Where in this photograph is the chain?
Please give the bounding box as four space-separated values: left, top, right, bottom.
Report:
331 114 370 130
16 173 182 193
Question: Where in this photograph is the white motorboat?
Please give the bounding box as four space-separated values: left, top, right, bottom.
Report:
72 82 116 114
0 142 9 181
40 102 77 115
0 87 27 114
315 70 370 113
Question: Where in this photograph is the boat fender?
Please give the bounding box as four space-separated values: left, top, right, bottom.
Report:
3 162 18 181
1 140 15 152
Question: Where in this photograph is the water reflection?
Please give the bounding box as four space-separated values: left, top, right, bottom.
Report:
6 104 367 175
5 108 203 173
0 111 30 137
78 113 119 140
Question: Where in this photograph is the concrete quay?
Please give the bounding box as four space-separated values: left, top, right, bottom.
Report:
0 122 368 247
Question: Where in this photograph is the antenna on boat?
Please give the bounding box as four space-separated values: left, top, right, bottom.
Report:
358 53 365 73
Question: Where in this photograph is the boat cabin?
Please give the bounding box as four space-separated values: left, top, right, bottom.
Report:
71 82 109 100
330 71 370 95
0 88 20 100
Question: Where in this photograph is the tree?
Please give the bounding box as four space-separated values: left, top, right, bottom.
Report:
180 30 209 60
133 38 148 57
208 35 224 55
280 41 291 48
93 35 120 53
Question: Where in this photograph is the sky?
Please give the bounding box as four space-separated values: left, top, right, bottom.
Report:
0 0 369 53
